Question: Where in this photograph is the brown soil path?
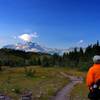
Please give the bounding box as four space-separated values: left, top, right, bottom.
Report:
53 72 83 100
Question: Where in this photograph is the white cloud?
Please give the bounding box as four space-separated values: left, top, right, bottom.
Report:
30 32 38 38
18 32 38 42
78 40 84 44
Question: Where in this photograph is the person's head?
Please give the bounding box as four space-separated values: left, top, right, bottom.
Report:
93 55 100 64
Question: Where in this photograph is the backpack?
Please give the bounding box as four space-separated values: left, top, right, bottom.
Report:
88 79 100 100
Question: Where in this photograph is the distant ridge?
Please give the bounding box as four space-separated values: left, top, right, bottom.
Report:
3 42 84 54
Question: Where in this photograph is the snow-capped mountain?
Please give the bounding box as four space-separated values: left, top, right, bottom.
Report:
3 42 84 54
4 42 46 52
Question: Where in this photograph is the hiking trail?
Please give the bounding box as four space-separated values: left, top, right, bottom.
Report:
52 72 83 100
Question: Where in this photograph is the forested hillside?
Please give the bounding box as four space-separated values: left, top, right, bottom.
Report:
0 41 100 71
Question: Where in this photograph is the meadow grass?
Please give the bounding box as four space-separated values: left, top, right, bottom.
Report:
0 66 70 100
0 66 89 100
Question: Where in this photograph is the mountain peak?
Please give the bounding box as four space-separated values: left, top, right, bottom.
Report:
3 42 83 55
3 42 47 53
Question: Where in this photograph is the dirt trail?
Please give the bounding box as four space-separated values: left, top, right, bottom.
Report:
53 72 83 100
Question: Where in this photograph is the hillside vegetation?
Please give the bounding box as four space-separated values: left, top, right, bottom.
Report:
0 41 100 71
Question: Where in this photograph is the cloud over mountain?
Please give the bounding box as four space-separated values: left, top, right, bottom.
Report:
18 32 38 42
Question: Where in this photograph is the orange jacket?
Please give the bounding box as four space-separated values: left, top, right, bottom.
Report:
86 64 100 87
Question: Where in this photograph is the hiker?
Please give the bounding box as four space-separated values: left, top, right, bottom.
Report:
86 55 100 100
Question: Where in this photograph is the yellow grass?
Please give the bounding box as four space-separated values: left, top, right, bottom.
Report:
0 66 88 100
0 66 70 100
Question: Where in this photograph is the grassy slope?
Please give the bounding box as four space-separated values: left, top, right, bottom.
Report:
0 67 70 100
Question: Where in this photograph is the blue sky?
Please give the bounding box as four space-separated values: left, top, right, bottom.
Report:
0 0 100 48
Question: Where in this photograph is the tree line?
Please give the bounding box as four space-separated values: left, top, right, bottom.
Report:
0 41 100 71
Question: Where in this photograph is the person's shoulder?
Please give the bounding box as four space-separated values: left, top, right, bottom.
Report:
88 65 94 71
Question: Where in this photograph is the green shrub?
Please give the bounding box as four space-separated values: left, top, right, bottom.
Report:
12 86 21 94
24 67 36 78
